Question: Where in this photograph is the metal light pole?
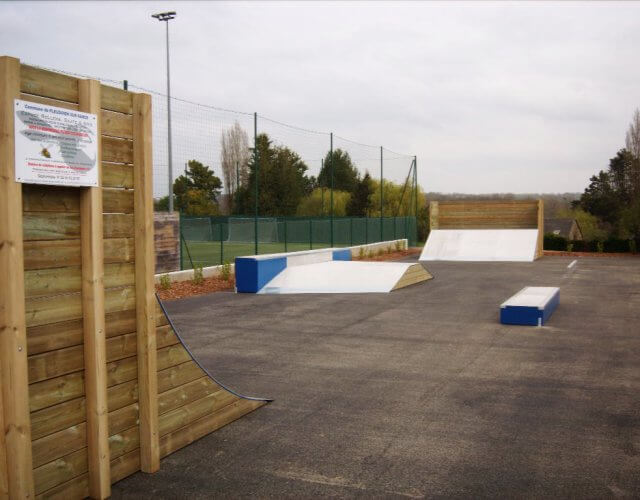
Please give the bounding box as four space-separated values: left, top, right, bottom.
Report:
152 11 176 212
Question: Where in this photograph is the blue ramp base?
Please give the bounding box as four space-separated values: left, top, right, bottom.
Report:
500 287 560 326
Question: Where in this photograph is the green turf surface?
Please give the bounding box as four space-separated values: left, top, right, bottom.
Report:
180 241 343 269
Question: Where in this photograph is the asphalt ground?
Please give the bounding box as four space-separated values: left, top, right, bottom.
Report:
113 256 640 498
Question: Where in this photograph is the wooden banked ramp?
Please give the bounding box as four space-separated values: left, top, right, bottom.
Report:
0 57 269 500
154 298 269 461
391 263 432 291
420 200 545 262
29 300 269 499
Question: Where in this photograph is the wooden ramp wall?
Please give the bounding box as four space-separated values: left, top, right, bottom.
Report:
0 57 267 500
429 200 545 259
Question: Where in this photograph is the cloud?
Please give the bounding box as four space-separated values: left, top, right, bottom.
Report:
2 1 639 194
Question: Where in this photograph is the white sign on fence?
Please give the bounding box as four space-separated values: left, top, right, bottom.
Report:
14 99 98 187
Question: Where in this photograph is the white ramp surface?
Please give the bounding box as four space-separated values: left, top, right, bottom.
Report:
259 261 414 294
420 229 539 262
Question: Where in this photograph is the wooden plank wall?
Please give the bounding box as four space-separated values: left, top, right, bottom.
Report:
20 63 141 498
154 306 266 459
429 199 544 259
429 200 542 230
1 59 268 499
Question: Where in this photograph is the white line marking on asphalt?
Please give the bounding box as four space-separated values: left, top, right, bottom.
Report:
567 259 577 269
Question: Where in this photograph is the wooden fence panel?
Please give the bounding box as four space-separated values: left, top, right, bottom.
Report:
2 57 268 499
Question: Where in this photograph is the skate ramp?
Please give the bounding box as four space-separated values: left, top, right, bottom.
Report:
236 247 432 294
420 229 539 262
260 260 431 294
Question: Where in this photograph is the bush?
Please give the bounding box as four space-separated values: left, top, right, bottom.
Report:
603 238 632 253
567 243 574 252
220 261 232 281
192 267 204 285
358 247 365 259
159 274 171 290
597 241 604 253
544 233 567 251
630 240 637 254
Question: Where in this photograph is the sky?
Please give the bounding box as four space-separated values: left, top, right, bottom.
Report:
2 1 640 195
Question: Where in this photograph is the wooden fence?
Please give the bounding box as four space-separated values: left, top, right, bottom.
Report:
429 199 544 258
0 56 267 499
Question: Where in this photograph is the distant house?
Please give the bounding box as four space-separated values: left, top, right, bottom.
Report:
545 218 583 240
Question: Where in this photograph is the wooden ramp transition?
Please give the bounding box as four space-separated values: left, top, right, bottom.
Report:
391 263 433 290
0 57 269 500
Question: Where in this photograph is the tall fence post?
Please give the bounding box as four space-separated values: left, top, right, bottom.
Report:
284 218 288 252
365 217 368 244
330 133 334 247
309 218 313 250
79 78 112 498
254 112 258 255
350 217 353 246
321 160 324 216
133 91 161 474
0 55 35 500
220 221 224 265
414 156 418 245
380 146 384 242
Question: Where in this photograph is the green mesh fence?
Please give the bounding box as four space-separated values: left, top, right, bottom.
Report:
180 214 417 269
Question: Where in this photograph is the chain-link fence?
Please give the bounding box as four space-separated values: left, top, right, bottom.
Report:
25 63 423 268
180 215 417 269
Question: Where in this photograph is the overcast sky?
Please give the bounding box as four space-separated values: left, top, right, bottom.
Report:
3 1 640 194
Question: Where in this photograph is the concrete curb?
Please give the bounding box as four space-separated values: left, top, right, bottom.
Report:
154 239 408 285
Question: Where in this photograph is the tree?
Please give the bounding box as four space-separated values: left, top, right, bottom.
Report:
626 108 640 160
318 149 359 193
220 122 250 213
173 160 222 215
346 172 373 216
576 148 640 239
625 109 640 200
235 134 311 216
297 188 351 216
368 178 426 217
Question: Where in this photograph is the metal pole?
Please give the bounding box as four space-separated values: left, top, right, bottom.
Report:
254 112 258 255
123 80 128 91
414 155 418 219
309 219 313 250
284 218 288 252
219 221 223 265
321 159 324 216
330 133 334 247
413 156 418 244
166 20 174 213
380 146 383 242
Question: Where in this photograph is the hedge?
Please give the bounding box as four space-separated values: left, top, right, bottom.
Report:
543 234 639 253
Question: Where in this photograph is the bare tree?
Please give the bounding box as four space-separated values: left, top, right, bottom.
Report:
220 121 250 210
625 109 640 195
626 109 640 159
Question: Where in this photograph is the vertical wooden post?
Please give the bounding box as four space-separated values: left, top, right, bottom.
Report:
133 92 160 473
0 55 33 499
0 374 7 500
0 56 35 499
429 201 439 230
78 79 111 499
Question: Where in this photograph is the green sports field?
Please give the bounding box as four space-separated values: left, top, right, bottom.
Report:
180 240 342 269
